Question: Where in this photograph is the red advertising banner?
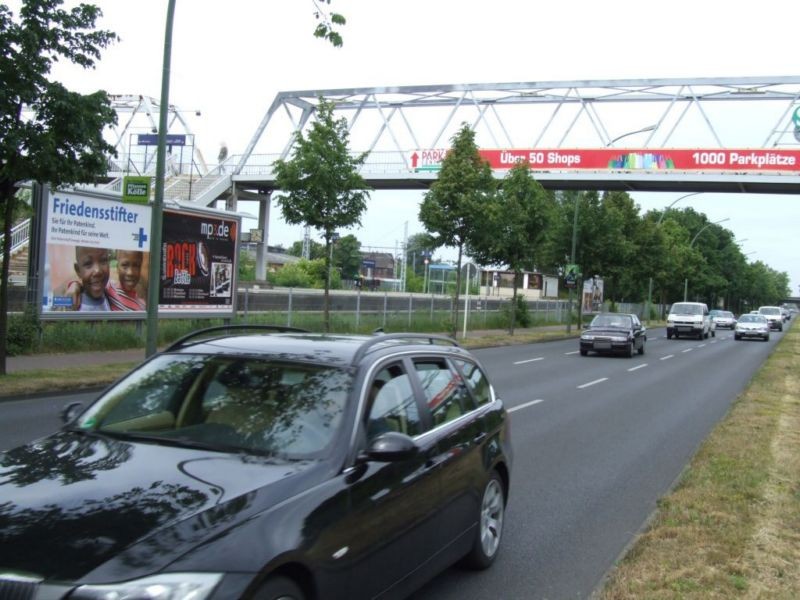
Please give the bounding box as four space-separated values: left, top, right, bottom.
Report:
478 148 800 172
410 148 800 173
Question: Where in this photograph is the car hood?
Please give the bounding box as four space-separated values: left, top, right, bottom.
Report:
583 326 632 336
0 430 322 582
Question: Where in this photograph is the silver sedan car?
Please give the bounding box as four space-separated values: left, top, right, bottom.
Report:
734 314 770 341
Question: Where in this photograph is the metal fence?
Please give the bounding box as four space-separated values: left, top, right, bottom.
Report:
8 284 654 330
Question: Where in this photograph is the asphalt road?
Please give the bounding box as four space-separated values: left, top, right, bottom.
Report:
413 324 783 599
0 323 786 599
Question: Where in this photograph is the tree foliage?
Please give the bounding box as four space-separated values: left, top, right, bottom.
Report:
419 124 495 337
273 98 370 331
311 0 346 47
333 233 362 280
0 0 118 374
470 161 554 333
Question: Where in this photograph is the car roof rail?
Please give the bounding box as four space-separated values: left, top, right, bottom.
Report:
351 332 460 366
165 324 310 352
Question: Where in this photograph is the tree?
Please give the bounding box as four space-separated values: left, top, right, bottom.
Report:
287 238 326 260
405 232 438 277
470 161 554 334
0 1 118 375
333 233 362 280
273 98 370 331
419 124 495 338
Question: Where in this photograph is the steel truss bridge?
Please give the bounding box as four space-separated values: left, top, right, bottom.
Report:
102 76 800 207
85 77 800 278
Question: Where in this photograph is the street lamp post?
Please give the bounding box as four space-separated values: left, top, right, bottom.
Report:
683 217 730 301
645 192 703 323
145 0 177 357
566 197 579 334
606 124 657 146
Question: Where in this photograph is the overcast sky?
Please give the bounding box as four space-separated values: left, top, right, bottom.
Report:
30 0 800 296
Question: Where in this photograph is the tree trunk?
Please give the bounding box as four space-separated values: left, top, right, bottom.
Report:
509 271 519 335
0 185 15 375
452 244 463 339
324 237 332 332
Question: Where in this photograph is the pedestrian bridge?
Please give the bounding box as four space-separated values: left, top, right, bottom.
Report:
98 76 800 206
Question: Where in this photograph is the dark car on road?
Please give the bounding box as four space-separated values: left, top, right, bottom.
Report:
0 326 512 600
580 313 646 357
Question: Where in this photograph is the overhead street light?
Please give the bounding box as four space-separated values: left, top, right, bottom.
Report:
683 217 730 302
645 192 704 322
606 124 657 147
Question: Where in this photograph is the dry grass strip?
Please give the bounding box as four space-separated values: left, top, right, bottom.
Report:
599 326 800 599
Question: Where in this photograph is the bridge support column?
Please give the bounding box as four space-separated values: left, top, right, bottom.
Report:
255 191 271 281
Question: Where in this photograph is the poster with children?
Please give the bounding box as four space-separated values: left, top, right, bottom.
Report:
42 190 152 314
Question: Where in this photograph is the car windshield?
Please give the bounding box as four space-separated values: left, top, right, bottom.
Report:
739 315 766 323
670 304 702 315
760 308 780 315
590 315 631 328
72 354 352 460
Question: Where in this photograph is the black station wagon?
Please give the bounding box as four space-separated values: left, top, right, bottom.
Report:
0 327 512 600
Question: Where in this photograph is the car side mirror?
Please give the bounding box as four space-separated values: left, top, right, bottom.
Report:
363 431 419 462
60 401 84 424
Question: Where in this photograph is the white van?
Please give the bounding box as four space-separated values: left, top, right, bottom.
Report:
666 301 715 340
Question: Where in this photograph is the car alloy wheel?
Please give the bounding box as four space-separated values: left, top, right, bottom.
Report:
254 575 305 600
463 471 505 569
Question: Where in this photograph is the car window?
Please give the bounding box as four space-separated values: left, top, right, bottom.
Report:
365 363 421 439
670 304 701 315
86 355 205 427
78 355 351 459
453 358 493 407
414 358 474 426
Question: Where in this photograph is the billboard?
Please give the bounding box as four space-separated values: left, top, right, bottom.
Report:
159 210 238 311
582 277 604 314
40 190 240 317
42 190 152 314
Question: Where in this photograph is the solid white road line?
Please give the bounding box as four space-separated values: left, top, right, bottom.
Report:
508 399 544 413
627 363 648 372
578 377 608 389
514 357 544 365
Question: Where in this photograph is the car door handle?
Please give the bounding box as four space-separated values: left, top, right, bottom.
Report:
473 432 487 444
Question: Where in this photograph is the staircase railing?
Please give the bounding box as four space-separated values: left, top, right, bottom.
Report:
0 218 32 254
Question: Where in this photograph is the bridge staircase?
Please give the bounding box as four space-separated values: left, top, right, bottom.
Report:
0 219 31 287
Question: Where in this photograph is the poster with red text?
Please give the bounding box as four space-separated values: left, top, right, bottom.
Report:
160 210 239 312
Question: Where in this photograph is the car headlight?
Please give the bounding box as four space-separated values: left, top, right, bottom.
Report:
71 573 223 600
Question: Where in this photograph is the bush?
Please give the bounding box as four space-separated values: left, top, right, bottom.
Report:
7 305 42 355
501 294 532 328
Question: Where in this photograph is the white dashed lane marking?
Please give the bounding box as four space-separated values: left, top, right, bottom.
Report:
578 378 608 389
660 354 674 361
628 364 648 372
514 357 544 365
508 399 544 413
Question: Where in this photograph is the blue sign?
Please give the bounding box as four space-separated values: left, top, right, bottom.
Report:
362 259 376 268
137 134 187 146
